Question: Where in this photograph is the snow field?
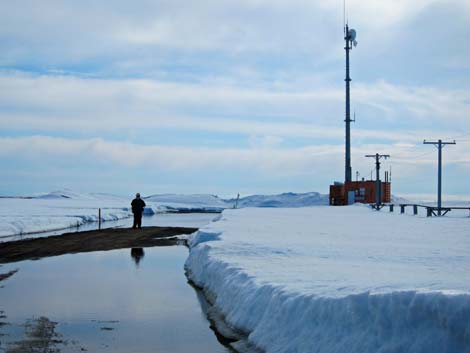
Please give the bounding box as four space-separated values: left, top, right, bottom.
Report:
0 190 330 238
185 206 470 353
0 197 131 238
146 191 328 211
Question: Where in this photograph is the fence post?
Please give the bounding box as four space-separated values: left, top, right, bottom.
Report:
426 208 432 217
413 205 418 215
389 204 394 212
400 205 405 214
98 208 101 230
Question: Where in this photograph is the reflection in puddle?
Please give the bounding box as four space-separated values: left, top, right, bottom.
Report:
0 245 232 353
0 313 119 352
130 248 145 267
0 270 18 283
6 316 66 353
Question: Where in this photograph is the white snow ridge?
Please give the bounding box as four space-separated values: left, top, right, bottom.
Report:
185 206 470 353
0 191 331 239
227 192 329 208
144 193 228 212
0 190 131 239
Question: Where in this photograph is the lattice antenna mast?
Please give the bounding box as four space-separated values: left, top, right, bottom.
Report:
365 153 390 209
423 139 456 216
344 17 357 182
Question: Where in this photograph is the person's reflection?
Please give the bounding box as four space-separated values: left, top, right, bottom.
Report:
131 248 145 267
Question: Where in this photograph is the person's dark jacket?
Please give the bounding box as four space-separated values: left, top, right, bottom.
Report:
131 198 146 215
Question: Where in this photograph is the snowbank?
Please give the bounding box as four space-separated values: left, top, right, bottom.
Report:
0 191 132 238
185 206 470 353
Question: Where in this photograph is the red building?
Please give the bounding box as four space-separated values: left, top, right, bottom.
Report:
329 180 391 206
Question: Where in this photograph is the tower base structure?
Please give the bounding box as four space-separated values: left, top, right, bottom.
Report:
329 181 391 206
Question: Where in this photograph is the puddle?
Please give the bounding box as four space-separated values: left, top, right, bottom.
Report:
0 238 233 352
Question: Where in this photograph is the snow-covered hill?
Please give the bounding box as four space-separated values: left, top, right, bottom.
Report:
35 190 96 200
228 191 328 208
145 194 229 212
144 192 330 211
0 190 131 239
34 190 129 202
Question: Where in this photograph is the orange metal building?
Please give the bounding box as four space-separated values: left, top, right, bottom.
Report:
329 181 391 206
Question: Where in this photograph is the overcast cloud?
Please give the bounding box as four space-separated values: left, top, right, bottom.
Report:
1 0 469 198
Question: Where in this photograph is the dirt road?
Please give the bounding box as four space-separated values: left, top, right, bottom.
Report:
0 226 197 264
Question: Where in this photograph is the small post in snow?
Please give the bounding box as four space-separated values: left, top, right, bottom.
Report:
234 193 240 209
98 208 101 230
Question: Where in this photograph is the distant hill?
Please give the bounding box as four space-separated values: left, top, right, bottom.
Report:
31 190 331 209
227 192 329 208
35 189 95 200
144 194 229 212
17 189 437 209
34 189 126 202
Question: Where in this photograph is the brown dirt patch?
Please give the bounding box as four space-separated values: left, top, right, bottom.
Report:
0 226 197 264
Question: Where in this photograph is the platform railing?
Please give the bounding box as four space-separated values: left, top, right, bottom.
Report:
378 203 470 217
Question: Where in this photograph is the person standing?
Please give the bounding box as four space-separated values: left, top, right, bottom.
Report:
131 193 146 229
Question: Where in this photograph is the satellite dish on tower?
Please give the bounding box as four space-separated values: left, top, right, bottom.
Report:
348 28 358 47
348 29 356 41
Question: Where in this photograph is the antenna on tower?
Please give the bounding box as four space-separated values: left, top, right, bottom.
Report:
343 0 349 27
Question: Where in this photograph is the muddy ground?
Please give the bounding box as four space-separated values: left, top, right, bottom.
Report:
0 226 197 264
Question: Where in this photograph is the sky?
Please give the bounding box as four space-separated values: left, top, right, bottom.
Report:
1 0 470 199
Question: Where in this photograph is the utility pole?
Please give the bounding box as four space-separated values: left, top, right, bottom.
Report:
365 153 390 209
423 139 456 215
344 25 357 183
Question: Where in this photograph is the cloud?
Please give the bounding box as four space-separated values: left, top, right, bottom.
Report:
1 133 469 196
2 135 468 176
345 0 440 28
0 135 341 173
1 72 469 144
1 0 337 66
2 0 467 69
354 81 470 127
1 1 470 195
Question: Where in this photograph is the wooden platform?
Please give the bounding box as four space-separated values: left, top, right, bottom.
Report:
388 203 470 217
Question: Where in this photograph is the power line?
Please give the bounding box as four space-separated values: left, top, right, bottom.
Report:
387 149 434 163
365 153 390 209
445 130 470 141
405 150 435 159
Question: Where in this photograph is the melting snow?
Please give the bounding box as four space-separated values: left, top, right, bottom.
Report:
186 205 470 353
